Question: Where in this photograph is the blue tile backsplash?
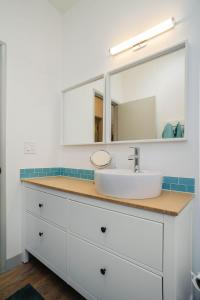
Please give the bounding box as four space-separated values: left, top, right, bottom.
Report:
162 176 179 184
20 168 94 180
162 176 195 193
20 168 61 178
20 168 195 193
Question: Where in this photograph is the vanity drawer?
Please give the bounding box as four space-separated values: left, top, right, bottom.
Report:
68 234 103 300
69 201 163 271
68 234 162 300
25 213 66 274
25 212 40 253
24 187 67 228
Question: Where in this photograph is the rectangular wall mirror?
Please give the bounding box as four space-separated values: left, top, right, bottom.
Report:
62 76 105 145
109 43 186 143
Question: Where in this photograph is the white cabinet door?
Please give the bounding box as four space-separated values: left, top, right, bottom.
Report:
25 213 40 254
24 188 42 215
25 213 66 275
103 248 163 300
69 201 163 270
68 234 162 300
68 234 103 300
24 187 67 228
39 218 66 274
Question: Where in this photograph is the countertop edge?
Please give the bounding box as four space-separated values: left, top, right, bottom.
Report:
21 178 193 217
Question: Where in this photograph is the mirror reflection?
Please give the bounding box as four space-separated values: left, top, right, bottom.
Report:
110 46 185 141
63 77 104 145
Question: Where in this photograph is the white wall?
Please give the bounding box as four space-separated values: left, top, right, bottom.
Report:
0 0 63 259
62 0 198 176
62 0 200 275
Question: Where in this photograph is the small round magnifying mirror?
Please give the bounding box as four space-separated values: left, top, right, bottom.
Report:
90 150 112 168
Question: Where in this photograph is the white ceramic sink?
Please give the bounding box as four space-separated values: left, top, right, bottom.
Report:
95 169 162 199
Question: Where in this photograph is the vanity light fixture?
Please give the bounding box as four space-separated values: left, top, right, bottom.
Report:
110 18 175 55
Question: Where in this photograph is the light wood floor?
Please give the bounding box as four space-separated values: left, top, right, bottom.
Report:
0 258 85 300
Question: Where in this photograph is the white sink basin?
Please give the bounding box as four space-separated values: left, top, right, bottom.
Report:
95 169 162 199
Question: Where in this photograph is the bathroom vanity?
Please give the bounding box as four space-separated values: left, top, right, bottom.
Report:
21 176 192 300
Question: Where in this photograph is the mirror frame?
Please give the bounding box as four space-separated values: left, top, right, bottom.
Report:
61 74 106 145
61 41 188 146
106 41 188 144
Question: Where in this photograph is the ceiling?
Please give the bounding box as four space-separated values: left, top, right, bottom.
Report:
48 0 80 13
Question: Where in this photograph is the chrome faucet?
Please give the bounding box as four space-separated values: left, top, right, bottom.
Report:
128 147 140 173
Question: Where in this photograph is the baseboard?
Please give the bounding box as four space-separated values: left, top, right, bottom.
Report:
6 253 22 272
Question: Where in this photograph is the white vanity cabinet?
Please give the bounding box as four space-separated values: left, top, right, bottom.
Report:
22 184 192 300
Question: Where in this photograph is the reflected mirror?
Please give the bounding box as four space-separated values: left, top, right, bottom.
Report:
109 45 186 142
63 76 104 145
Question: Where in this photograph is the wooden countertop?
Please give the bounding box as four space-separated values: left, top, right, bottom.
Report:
21 176 193 216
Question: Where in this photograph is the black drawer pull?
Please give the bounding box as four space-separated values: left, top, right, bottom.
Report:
100 268 106 275
39 232 43 237
101 227 107 233
39 203 43 208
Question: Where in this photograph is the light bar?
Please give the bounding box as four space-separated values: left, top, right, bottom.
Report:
110 18 175 55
